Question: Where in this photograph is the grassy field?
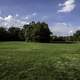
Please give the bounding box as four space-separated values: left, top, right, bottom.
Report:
0 42 80 80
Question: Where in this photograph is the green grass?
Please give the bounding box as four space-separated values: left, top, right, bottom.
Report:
0 42 80 80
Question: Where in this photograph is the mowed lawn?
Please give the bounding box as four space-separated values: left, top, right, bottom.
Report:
0 42 80 80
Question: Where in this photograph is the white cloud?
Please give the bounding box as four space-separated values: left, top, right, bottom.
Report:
50 22 80 36
4 15 13 21
0 15 29 28
0 17 3 20
58 0 76 13
0 12 38 28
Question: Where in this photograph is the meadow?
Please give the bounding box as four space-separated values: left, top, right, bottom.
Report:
0 42 80 80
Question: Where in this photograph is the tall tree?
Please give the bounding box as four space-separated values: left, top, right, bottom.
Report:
0 27 7 41
8 27 21 41
23 22 51 43
73 30 80 41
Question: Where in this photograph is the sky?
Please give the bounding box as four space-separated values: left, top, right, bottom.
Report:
0 0 80 36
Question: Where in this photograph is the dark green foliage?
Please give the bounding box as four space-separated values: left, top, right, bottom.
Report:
73 30 80 41
0 21 51 42
0 27 25 41
24 22 51 43
0 27 8 41
0 21 80 42
53 36 66 42
8 27 21 41
18 29 25 41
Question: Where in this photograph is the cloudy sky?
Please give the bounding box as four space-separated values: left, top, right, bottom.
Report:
0 0 80 36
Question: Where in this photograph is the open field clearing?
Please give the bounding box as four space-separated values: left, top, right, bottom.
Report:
0 42 80 80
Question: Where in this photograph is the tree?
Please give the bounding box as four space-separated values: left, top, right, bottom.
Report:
37 22 51 42
73 30 80 41
8 27 21 41
18 28 25 41
23 22 51 43
0 27 7 41
23 24 32 41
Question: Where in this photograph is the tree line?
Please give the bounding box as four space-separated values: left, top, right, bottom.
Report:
0 21 80 43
